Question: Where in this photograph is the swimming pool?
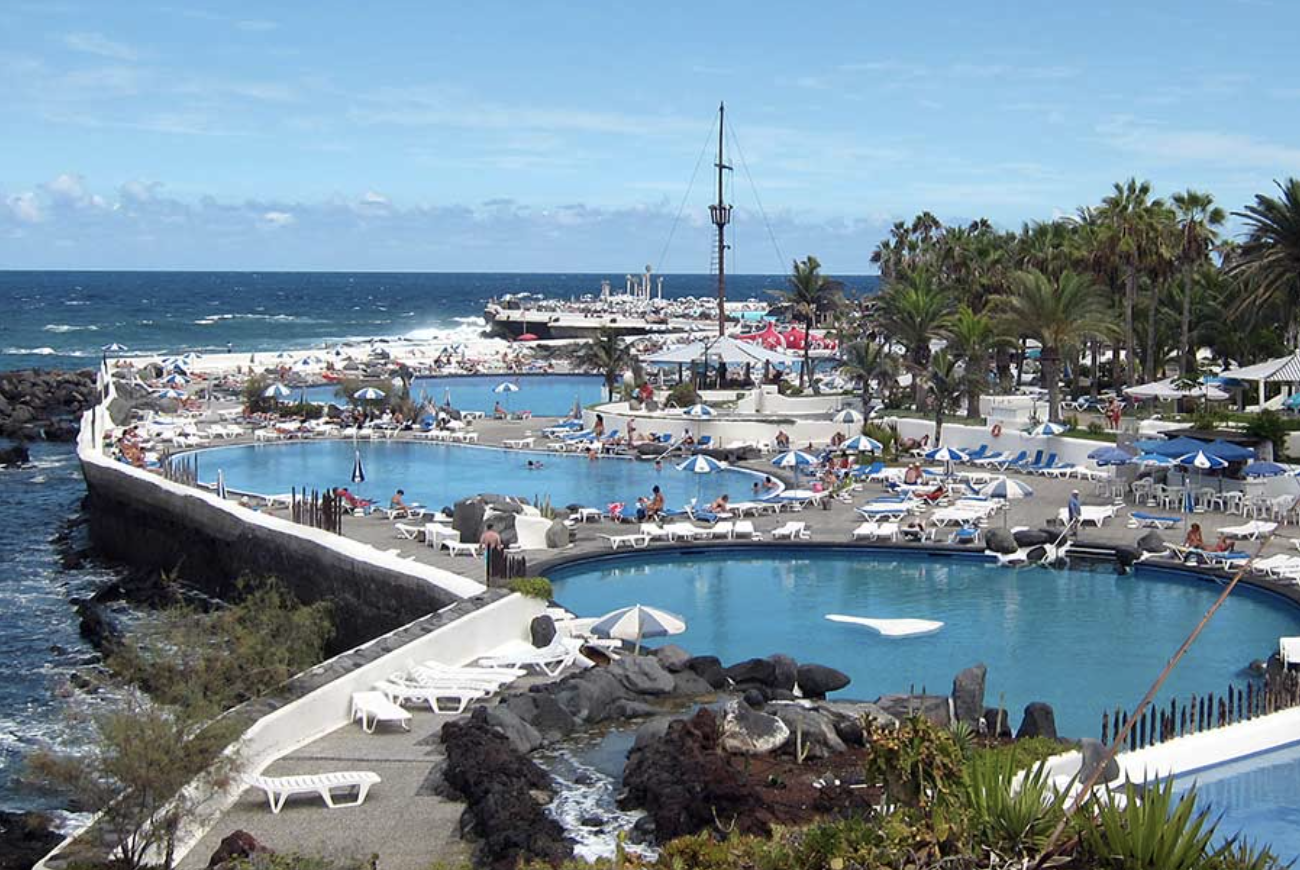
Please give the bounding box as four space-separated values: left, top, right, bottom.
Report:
303 374 606 417
194 440 755 512
547 549 1300 738
1172 741 1300 862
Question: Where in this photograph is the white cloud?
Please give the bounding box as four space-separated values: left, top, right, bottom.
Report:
1097 116 1300 170
260 210 295 227
44 172 107 209
62 31 137 61
5 192 42 223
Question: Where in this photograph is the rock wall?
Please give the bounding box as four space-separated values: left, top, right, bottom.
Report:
0 369 97 441
80 457 463 654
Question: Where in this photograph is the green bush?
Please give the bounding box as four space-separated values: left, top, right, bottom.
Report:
508 577 554 600
664 381 700 409
1077 778 1221 870
1246 409 1289 460
1087 420 1104 435
970 735 1064 772
960 758 1065 859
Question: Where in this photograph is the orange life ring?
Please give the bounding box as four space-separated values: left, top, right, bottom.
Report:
991 423 1003 438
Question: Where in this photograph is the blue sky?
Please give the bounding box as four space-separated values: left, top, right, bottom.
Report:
2 1 1299 272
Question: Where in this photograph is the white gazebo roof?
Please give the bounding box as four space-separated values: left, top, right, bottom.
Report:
1125 377 1228 401
644 335 800 368
1219 351 1300 384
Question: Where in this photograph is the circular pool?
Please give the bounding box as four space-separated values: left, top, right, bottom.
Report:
303 374 607 417
193 440 756 511
547 548 1300 738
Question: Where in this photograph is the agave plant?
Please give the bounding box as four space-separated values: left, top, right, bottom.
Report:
1078 778 1223 870
961 758 1066 859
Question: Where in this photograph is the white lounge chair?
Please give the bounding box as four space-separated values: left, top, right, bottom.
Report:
375 678 489 715
409 661 523 688
394 523 424 541
640 523 672 541
1219 520 1278 540
710 521 735 539
852 521 898 541
478 637 581 676
599 532 650 550
247 771 381 813
664 522 711 541
732 520 761 540
350 690 412 733
770 521 810 540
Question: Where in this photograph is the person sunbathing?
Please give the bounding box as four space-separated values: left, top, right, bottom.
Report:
708 494 731 514
1208 534 1235 553
1184 523 1204 549
390 489 408 510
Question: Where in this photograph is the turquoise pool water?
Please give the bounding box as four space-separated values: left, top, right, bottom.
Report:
548 550 1300 738
303 374 606 417
195 440 753 512
1172 741 1300 862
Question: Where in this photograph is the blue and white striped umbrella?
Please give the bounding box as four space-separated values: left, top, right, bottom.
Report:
676 454 728 474
181 352 201 364
353 387 386 401
1176 450 1229 470
772 450 818 469
156 388 186 399
1088 446 1135 466
1028 421 1069 437
350 449 366 483
493 381 521 394
1133 452 1173 467
842 434 884 453
682 403 715 418
979 476 1034 500
216 469 228 500
833 408 864 424
263 383 292 399
101 342 127 352
161 373 189 387
924 445 969 463
589 604 686 653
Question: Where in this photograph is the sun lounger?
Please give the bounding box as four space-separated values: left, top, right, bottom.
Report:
374 678 489 715
443 540 482 557
991 450 1028 471
930 507 988 527
247 771 381 813
409 661 524 687
502 437 535 449
732 520 761 540
572 507 603 523
1129 512 1182 530
1057 504 1121 527
970 450 1007 467
1218 520 1278 540
709 521 735 539
852 521 898 541
478 637 581 676
378 504 424 521
350 691 412 733
856 504 910 521
770 521 810 540
949 526 981 545
664 522 711 541
394 523 424 540
600 532 651 550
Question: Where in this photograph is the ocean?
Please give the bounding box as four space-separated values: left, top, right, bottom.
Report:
0 270 877 814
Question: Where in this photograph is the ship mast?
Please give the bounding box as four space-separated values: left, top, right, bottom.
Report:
708 101 732 337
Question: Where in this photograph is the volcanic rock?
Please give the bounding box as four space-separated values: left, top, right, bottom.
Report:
207 830 269 869
719 700 790 755
684 655 727 688
985 528 1018 554
951 663 987 725
796 663 851 698
608 656 675 696
770 704 846 759
1016 702 1058 740
725 657 777 687
529 615 557 648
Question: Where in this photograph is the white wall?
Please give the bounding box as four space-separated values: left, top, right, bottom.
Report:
888 417 1104 468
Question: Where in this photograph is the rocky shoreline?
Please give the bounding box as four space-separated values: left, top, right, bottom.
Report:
0 369 97 446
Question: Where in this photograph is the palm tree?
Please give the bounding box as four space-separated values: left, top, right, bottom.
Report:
924 350 963 446
1229 178 1300 344
778 255 842 389
946 306 997 420
993 270 1116 422
877 270 954 409
1100 179 1172 386
571 328 635 401
1170 189 1226 375
838 339 897 414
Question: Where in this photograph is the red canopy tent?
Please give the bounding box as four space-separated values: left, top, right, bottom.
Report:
736 322 787 350
781 326 837 352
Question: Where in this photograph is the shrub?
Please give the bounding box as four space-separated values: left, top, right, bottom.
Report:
864 715 964 811
1246 409 1289 460
1087 421 1104 435
960 759 1065 858
508 577 554 600
665 381 700 409
1077 778 1223 870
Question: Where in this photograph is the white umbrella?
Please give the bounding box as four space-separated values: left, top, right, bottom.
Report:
156 388 186 400
161 373 189 387
263 383 292 399
1176 450 1228 514
102 342 127 352
676 454 728 474
979 476 1033 527
924 445 968 463
353 387 386 401
682 403 715 417
494 380 519 411
772 450 818 468
833 408 864 424
589 604 687 654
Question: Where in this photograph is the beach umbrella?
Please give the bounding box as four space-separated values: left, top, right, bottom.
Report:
980 476 1034 527
681 403 715 417
156 388 186 400
924 445 969 463
1089 446 1135 466
517 333 539 342
589 604 687 654
772 450 818 469
216 469 228 500
161 373 189 387
833 408 864 424
1133 452 1173 467
493 380 520 412
353 387 386 402
263 383 292 400
676 454 728 474
1028 421 1069 438
1244 460 1287 478
102 342 127 352
1177 450 1229 471
350 449 365 484
182 352 201 365
842 434 883 454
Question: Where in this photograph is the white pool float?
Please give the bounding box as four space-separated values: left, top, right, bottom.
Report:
825 614 944 637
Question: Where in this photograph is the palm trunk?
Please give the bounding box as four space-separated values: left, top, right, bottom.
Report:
1145 279 1160 382
994 345 1012 391
1089 340 1099 397
1014 338 1027 387
1043 347 1061 423
934 405 943 447
1180 266 1193 375
1124 265 1138 387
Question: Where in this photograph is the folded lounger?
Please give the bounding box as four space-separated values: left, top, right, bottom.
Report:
1218 520 1278 540
1130 512 1183 529
350 690 412 733
246 771 382 813
478 637 581 677
374 678 489 715
770 521 810 540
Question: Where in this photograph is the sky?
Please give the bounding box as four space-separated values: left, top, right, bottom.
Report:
2 1 1299 273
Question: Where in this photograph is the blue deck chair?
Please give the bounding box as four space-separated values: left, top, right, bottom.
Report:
995 450 1029 471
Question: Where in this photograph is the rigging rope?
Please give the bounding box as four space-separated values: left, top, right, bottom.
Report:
727 118 787 273
655 112 717 275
